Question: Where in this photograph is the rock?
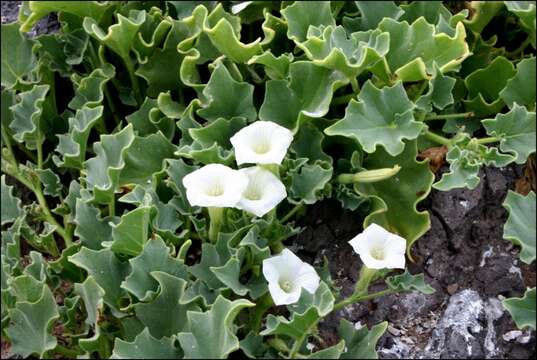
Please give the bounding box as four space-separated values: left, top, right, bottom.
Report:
503 330 523 342
446 283 459 295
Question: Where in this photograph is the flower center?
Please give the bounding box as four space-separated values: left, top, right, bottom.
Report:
279 279 294 293
206 182 224 196
244 188 262 201
252 141 271 154
370 247 385 261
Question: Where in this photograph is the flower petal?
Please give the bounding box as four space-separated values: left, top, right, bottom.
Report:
230 121 293 165
236 166 287 217
295 263 320 294
268 282 302 306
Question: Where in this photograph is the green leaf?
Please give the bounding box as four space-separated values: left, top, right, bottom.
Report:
339 319 388 359
83 10 147 63
55 105 104 169
463 56 516 117
109 204 152 257
210 254 249 296
260 61 347 130
68 247 130 314
36 168 62 197
355 141 434 254
18 1 112 32
499 56 536 110
502 191 536 264
350 1 403 31
261 307 321 340
463 1 505 34
281 1 335 42
122 238 188 301
74 276 105 328
415 65 457 112
288 160 333 205
502 287 536 330
482 104 536 164
166 158 199 215
1 175 23 225
378 17 470 82
177 295 254 358
297 26 390 81
386 271 435 294
248 51 293 80
189 236 234 289
325 81 422 156
133 271 197 339
68 65 115 110
111 327 183 359
84 124 135 204
434 139 515 191
1 23 36 89
197 62 256 122
6 276 60 358
74 198 112 250
291 122 332 164
306 341 345 359
505 1 536 46
9 84 49 150
287 282 335 317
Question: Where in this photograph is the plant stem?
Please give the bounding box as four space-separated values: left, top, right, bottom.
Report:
208 207 224 243
423 130 452 146
108 196 116 217
424 112 474 121
289 320 318 359
52 344 81 358
333 288 396 311
124 58 142 105
354 266 377 296
250 292 273 332
476 136 500 144
332 93 355 106
507 37 532 58
281 203 304 223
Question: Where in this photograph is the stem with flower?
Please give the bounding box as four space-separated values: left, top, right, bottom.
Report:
208 207 224 243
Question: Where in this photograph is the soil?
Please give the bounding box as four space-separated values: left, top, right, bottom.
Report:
1 1 536 359
293 164 536 359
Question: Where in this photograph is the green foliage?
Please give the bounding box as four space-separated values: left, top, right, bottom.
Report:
1 1 536 358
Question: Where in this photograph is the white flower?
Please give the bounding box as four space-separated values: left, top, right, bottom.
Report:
230 121 294 165
182 164 249 208
348 223 406 269
236 166 287 217
262 248 320 305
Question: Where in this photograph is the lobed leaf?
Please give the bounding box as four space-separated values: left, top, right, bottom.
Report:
502 191 536 264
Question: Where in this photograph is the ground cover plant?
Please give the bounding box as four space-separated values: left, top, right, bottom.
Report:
1 1 536 358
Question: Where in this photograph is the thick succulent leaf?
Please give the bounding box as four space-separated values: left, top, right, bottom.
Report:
83 10 146 62
197 62 256 122
348 1 403 31
386 271 435 294
400 1 453 28
36 168 62 197
463 1 505 34
503 287 536 330
505 1 537 46
482 104 536 164
1 175 23 225
502 191 536 264
434 140 515 191
260 61 347 130
18 1 112 32
9 84 49 150
74 198 112 250
109 204 152 257
499 56 536 110
248 51 293 80
122 238 188 301
338 319 388 359
74 276 105 327
5 276 59 358
288 160 333 205
287 282 335 317
189 236 234 289
111 327 182 359
84 124 135 204
68 247 130 314
210 253 249 296
463 56 516 117
166 158 199 215
1 23 36 89
291 122 332 164
281 1 335 42
177 295 254 359
378 17 470 82
354 141 434 253
133 271 197 339
306 341 345 359
68 65 115 110
55 105 104 169
325 81 422 156
415 65 457 112
261 307 322 340
298 26 390 81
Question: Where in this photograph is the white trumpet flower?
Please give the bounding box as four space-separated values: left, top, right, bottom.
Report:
348 223 406 269
230 121 294 165
237 166 287 217
182 164 249 208
262 249 320 306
